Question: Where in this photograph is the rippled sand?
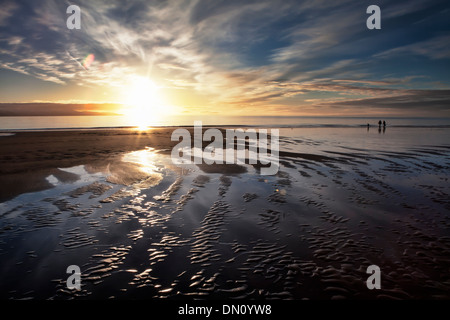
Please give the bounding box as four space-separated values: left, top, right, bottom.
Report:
0 127 449 300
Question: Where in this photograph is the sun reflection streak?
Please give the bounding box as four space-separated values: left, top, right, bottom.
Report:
122 147 160 175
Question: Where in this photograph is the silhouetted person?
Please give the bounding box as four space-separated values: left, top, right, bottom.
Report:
367 123 370 131
383 120 386 127
378 120 382 127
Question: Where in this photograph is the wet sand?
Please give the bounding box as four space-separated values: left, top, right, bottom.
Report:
0 129 177 201
0 127 449 300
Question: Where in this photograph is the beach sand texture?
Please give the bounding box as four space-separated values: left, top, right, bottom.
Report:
0 127 449 299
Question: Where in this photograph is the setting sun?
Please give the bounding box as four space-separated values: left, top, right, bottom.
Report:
121 76 173 129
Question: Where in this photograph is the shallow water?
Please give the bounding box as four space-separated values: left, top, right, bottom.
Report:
0 128 449 299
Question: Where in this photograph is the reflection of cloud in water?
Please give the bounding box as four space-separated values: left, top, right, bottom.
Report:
44 165 102 188
41 148 164 202
45 174 59 186
59 165 103 183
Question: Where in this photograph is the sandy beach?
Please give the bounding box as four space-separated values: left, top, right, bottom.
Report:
0 127 449 300
0 129 179 201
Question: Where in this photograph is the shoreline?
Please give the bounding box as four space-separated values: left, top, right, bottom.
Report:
1 124 450 133
0 124 259 133
1 127 449 202
0 127 277 201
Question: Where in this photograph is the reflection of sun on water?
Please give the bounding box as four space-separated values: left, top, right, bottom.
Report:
114 147 164 189
122 147 160 175
120 76 173 129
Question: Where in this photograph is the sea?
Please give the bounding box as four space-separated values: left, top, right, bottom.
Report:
0 115 449 130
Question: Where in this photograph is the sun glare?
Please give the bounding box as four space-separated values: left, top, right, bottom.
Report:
121 76 173 129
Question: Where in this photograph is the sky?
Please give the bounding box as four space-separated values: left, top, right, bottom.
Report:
0 0 449 118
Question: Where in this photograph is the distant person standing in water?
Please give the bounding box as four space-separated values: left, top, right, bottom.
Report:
378 120 382 127
383 120 386 127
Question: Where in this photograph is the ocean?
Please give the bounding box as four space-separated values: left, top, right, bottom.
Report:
0 115 449 130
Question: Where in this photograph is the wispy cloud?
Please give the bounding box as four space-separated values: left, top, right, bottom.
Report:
0 0 449 116
0 1 19 26
375 35 450 60
316 89 450 116
0 102 122 116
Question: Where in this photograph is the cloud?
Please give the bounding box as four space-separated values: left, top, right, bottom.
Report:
375 35 450 60
0 102 123 116
0 1 19 26
314 89 450 116
331 79 395 86
0 0 449 116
